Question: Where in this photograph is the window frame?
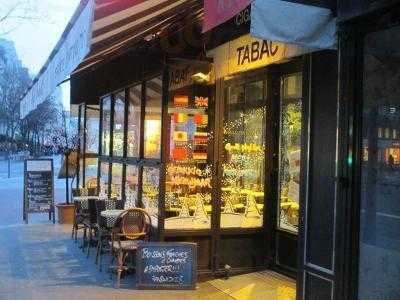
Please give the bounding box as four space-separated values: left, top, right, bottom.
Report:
97 74 163 212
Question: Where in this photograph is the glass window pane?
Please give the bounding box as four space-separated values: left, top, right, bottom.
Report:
78 158 84 188
246 81 263 103
278 73 302 233
85 158 98 188
127 85 141 157
101 97 111 156
144 76 162 159
358 27 400 300
113 91 125 157
229 85 245 104
99 162 109 197
85 106 100 154
142 166 159 227
221 83 265 228
79 105 85 155
111 163 123 200
125 165 139 208
164 91 213 230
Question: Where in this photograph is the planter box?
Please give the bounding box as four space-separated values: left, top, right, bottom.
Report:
55 204 75 224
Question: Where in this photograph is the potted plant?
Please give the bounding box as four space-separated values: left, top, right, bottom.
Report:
53 110 78 224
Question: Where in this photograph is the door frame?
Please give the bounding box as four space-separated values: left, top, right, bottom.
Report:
269 60 304 279
214 57 305 276
216 67 273 274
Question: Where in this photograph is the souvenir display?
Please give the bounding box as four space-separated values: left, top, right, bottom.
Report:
174 95 189 107
165 90 213 230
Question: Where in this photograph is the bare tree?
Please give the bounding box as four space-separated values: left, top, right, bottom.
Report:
0 60 30 139
0 0 41 36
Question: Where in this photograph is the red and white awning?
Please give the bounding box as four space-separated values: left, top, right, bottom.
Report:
75 0 203 73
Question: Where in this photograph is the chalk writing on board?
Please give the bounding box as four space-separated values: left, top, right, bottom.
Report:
136 242 197 290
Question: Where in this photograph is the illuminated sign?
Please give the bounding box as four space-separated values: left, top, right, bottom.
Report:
210 34 311 79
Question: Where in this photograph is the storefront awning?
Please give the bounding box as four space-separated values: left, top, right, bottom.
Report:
74 0 203 74
20 0 202 118
20 0 94 119
250 0 337 50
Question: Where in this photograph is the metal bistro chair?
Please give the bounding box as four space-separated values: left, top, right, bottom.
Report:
94 199 124 271
83 198 98 257
110 208 151 288
71 188 86 242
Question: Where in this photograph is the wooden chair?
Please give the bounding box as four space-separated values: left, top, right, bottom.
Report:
110 208 151 288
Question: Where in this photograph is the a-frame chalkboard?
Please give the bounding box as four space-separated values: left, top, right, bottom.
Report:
23 158 55 224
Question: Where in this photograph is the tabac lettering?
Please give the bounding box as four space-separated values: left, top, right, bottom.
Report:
236 40 279 65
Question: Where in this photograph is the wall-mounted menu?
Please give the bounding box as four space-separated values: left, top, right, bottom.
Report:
136 242 197 290
24 159 54 223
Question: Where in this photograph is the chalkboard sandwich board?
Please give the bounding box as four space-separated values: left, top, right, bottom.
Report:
136 242 197 290
23 159 55 224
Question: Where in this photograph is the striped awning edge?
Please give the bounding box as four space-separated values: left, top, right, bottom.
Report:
74 0 203 74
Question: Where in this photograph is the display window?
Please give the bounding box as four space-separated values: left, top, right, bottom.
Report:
125 165 139 208
113 91 125 157
84 158 98 188
221 80 266 228
144 76 162 159
85 106 100 154
101 97 112 156
164 88 213 230
142 166 160 227
127 85 141 158
277 73 302 233
111 163 123 199
99 162 109 196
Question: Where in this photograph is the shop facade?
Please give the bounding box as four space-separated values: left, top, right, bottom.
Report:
72 5 341 292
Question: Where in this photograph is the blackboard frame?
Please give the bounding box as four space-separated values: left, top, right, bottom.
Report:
136 242 197 290
23 158 55 224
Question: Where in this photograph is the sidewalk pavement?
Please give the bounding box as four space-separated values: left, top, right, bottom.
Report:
0 222 296 300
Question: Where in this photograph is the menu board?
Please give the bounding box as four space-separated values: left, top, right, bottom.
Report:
23 159 55 223
136 242 197 290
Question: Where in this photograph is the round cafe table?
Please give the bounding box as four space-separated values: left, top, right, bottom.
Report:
100 209 125 228
73 195 108 209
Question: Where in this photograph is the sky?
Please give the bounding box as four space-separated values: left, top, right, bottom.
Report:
0 0 81 109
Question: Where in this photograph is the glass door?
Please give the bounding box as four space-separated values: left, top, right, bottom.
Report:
216 73 270 272
272 61 303 275
358 25 400 300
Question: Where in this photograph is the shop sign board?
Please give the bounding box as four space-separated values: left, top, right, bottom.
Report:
203 0 251 33
136 242 197 290
210 34 311 79
23 159 55 224
169 65 194 91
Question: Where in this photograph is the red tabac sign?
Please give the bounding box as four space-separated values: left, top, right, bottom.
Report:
203 0 251 32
